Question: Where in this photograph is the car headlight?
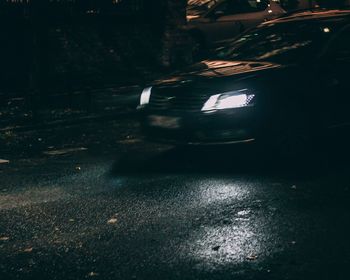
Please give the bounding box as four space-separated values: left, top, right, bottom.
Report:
201 89 255 112
139 86 152 107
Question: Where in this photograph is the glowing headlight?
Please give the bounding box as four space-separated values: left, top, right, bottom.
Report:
202 90 255 111
139 87 152 107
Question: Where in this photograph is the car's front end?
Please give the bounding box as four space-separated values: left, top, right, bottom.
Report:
138 60 280 145
140 88 259 145
139 14 344 146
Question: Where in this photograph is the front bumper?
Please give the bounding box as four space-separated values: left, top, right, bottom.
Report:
140 107 260 145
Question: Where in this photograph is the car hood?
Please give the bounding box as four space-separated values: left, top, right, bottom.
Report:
153 60 283 87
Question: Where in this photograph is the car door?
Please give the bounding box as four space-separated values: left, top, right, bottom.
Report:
321 25 350 128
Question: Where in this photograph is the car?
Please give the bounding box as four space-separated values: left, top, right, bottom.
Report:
187 0 286 56
187 0 220 18
138 9 350 158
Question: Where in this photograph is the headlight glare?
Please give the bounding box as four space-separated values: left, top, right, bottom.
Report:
139 87 152 106
202 90 255 111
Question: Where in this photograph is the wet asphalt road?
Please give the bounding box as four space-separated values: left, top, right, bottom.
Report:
1 118 350 280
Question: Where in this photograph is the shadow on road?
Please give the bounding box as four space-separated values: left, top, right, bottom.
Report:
110 143 350 179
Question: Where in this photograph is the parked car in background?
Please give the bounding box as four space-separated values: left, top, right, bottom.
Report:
139 9 350 159
187 0 285 57
187 0 220 18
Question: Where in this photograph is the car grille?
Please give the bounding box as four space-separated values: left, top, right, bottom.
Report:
148 88 209 112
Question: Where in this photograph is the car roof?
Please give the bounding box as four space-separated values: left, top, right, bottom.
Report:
264 8 350 25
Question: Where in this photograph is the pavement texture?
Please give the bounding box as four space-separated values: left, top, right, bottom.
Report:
1 117 350 280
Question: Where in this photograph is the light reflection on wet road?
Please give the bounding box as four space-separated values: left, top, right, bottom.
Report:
1 145 350 280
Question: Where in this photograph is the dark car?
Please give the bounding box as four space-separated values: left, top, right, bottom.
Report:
186 0 285 58
138 9 350 157
187 0 285 42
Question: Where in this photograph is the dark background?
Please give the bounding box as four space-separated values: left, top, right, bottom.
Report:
0 0 348 116
1 3 350 279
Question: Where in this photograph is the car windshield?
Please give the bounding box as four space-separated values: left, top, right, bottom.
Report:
187 0 219 16
213 20 340 63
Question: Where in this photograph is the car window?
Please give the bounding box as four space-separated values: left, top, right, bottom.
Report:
211 0 237 16
213 20 342 63
187 0 219 16
247 0 269 11
207 0 219 9
210 0 269 16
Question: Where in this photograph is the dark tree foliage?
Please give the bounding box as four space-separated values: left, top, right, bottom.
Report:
0 0 191 101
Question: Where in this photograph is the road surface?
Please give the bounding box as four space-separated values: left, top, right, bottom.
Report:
1 117 350 280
